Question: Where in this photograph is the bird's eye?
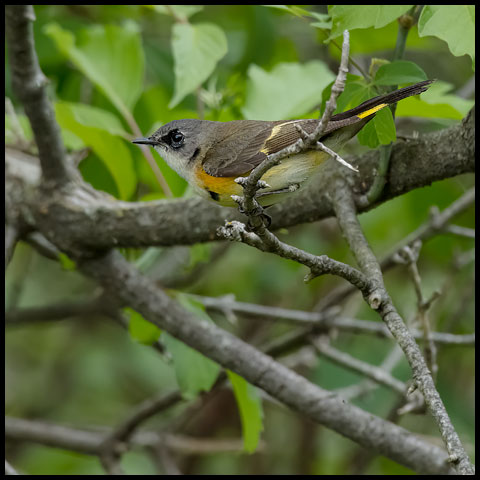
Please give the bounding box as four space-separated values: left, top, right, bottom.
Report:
166 130 184 149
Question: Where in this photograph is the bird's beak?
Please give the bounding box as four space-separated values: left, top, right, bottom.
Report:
132 137 158 146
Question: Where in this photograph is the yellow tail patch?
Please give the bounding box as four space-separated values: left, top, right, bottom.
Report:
357 103 388 119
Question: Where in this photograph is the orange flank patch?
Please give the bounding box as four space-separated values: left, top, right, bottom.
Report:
196 166 243 196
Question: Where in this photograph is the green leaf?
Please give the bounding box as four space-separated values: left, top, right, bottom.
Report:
358 107 396 148
242 61 335 120
45 23 144 119
227 370 264 453
163 332 220 399
374 61 427 86
395 98 463 119
163 294 221 398
329 5 413 39
133 86 172 133
134 85 199 133
55 102 129 136
170 23 228 108
418 5 475 65
125 307 162 345
55 102 137 199
373 107 396 145
310 12 333 30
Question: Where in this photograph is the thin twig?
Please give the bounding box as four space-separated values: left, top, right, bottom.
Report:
24 231 60 260
311 336 407 394
395 244 439 380
218 220 371 290
99 390 183 464
443 224 475 239
308 30 351 152
335 345 407 401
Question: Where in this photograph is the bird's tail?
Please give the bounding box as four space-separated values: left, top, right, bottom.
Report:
332 79 435 121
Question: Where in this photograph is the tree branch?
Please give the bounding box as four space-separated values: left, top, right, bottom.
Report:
5 416 252 456
5 5 76 185
5 292 475 347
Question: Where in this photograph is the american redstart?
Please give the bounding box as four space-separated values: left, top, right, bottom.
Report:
133 80 433 206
